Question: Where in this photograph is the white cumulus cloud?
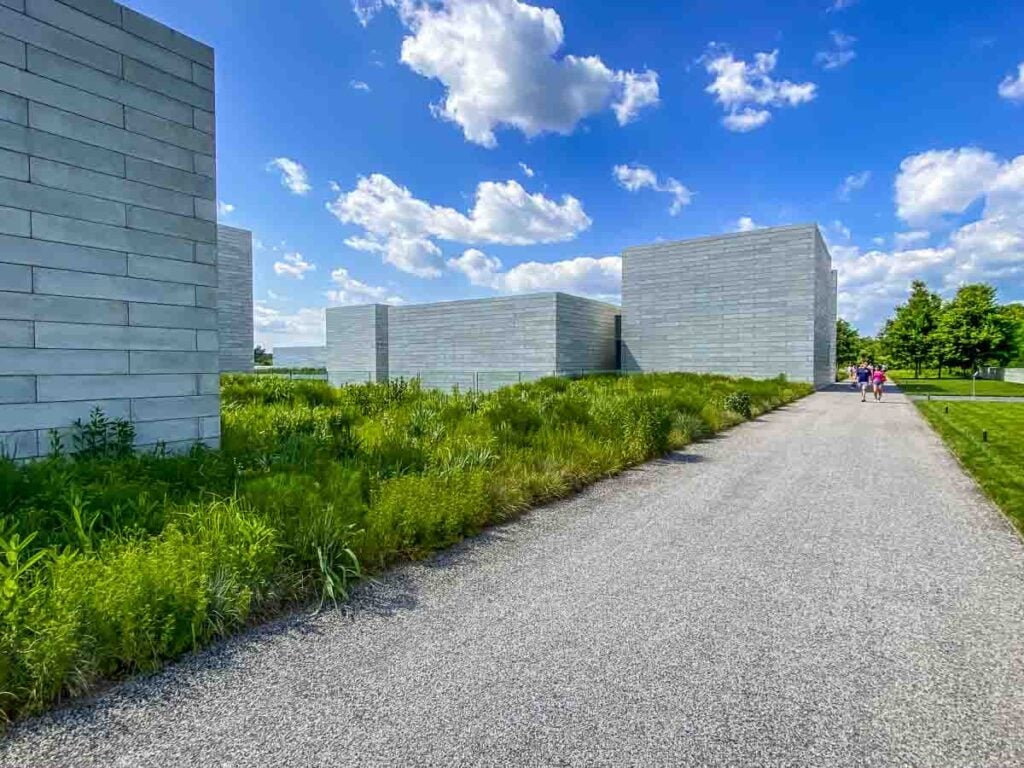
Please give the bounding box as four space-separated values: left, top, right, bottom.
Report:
736 216 760 232
998 62 1024 102
702 46 816 132
355 0 659 147
327 267 404 305
327 173 591 278
815 31 856 70
447 248 621 301
895 148 1004 225
217 201 235 216
267 157 312 196
254 303 326 349
273 252 316 279
613 164 693 215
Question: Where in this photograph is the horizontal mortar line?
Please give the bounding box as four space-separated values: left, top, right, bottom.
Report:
22 100 214 171
15 6 214 91
20 51 212 134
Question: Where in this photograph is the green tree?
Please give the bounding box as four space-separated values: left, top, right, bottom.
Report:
835 318 861 367
254 345 273 366
935 284 1015 373
881 280 943 377
1002 303 1024 366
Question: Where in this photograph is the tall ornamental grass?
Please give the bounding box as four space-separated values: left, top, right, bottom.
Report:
0 372 809 722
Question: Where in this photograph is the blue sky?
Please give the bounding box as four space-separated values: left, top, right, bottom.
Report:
128 0 1024 348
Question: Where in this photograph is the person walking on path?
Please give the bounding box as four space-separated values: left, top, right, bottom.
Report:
856 362 872 402
872 366 887 402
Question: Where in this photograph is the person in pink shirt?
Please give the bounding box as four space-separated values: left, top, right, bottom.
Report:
872 366 887 401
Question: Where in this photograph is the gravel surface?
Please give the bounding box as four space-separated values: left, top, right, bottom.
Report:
4 387 1024 767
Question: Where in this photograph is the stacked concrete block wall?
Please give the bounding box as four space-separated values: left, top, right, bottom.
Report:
215 224 252 372
325 293 621 392
554 293 619 373
272 345 327 369
621 224 836 387
0 0 219 457
326 304 388 386
982 367 1024 384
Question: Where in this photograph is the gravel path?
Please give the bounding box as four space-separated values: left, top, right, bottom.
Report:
5 387 1024 767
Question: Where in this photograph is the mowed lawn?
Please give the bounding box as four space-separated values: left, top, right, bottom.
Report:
917 401 1024 530
891 372 1024 397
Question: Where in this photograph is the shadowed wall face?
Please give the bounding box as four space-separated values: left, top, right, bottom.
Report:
216 225 252 373
621 224 837 388
0 0 219 457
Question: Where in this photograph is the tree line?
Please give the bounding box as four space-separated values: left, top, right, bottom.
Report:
837 282 1024 377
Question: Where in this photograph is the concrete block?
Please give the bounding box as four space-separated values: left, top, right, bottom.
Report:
37 374 197 402
0 205 30 236
26 125 125 176
193 197 215 222
196 329 217 351
194 241 216 264
131 394 218 421
0 147 28 180
0 430 37 459
125 107 213 154
121 8 214 68
127 205 216 243
195 285 216 308
25 0 193 81
0 5 120 76
34 266 196 306
0 290 126 323
0 348 127 375
199 415 219 438
0 61 124 126
0 319 32 346
123 57 214 112
0 376 35 404
128 253 217 287
192 152 215 178
26 46 194 127
0 90 27 123
0 31 26 68
58 0 122 27
192 108 214 135
30 157 193 216
191 61 213 90
0 261 32 292
0 1 25 13
196 373 219 394
128 302 216 330
0 233 125 274
133 417 199 446
129 350 218 374
29 103 192 172
0 175 125 225
31 212 194 261
35 321 196 351
125 155 214 197
214 224 253 372
0 397 129 431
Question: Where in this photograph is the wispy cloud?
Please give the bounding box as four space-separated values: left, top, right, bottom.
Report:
838 170 870 200
266 157 312 196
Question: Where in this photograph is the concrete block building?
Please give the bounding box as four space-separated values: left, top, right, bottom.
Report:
0 0 220 457
273 345 327 369
216 224 252 372
327 293 619 390
621 225 837 388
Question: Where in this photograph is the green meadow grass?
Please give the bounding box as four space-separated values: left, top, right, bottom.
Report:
0 372 809 723
889 371 1024 397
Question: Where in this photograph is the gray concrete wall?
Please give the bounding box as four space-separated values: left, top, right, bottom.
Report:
325 304 387 386
621 224 835 387
981 367 1024 384
812 228 838 388
273 345 326 369
216 224 252 373
554 293 619 373
0 0 218 457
